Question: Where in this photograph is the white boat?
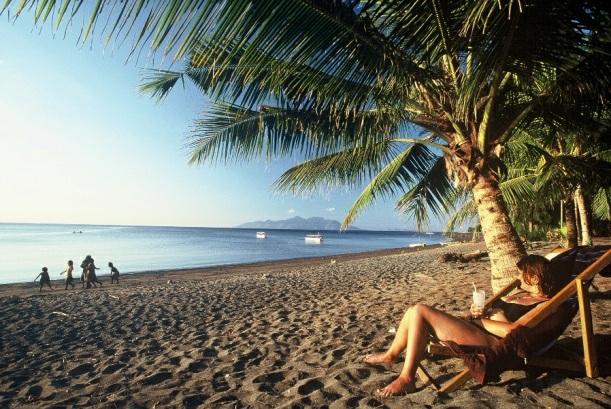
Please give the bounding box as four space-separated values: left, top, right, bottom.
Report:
305 233 323 244
256 231 267 239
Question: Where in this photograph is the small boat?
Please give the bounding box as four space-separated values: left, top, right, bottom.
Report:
425 232 435 235
256 231 267 239
305 233 323 244
408 243 426 248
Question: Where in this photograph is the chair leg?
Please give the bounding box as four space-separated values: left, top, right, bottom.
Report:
416 364 440 390
576 278 599 377
439 369 472 394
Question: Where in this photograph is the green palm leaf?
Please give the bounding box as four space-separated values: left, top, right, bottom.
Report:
186 102 405 165
395 157 455 231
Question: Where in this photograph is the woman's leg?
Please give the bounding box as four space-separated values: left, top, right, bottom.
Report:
375 304 496 397
364 306 415 365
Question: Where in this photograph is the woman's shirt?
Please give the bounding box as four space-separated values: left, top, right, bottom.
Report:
492 291 548 322
494 300 540 322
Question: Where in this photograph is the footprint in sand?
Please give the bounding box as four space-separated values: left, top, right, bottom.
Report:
105 383 122 393
9 375 29 388
182 393 209 408
253 371 285 384
26 384 43 398
187 359 207 372
346 396 363 408
101 362 125 374
140 371 172 385
297 379 324 395
69 363 94 377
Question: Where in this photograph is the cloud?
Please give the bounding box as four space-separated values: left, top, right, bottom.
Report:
325 207 335 212
288 208 296 214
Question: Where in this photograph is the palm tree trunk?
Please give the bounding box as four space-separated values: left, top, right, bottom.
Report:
574 197 582 244
472 175 526 293
575 186 592 245
564 199 578 248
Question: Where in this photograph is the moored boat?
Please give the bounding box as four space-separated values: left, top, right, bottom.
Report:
256 231 267 239
305 233 323 244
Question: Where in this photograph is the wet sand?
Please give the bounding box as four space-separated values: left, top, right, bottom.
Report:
0 241 609 408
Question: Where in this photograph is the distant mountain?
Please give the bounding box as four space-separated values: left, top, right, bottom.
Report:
236 216 360 231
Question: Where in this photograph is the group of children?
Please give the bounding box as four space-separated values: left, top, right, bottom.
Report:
34 255 120 292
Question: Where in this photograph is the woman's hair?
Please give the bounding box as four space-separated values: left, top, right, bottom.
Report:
517 254 556 297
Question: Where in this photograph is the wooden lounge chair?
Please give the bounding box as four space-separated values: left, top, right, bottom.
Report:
416 247 611 394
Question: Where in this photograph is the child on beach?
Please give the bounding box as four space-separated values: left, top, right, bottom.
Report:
87 258 102 288
34 267 53 292
80 255 91 288
60 260 75 290
108 262 120 284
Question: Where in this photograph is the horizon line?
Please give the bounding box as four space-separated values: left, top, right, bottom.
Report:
0 221 446 233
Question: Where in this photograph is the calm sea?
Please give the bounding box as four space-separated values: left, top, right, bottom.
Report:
0 223 446 284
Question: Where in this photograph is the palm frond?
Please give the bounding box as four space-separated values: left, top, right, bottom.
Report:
592 187 611 221
274 140 405 194
445 196 478 234
341 143 438 230
139 69 185 100
187 102 405 165
395 157 455 231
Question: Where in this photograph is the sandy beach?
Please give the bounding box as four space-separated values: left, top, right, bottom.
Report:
0 241 609 408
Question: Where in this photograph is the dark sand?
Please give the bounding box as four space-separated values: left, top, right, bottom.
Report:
0 241 609 408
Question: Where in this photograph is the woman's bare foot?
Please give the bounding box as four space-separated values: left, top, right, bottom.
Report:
374 375 416 397
363 352 394 366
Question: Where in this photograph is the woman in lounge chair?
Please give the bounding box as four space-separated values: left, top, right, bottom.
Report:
364 255 557 397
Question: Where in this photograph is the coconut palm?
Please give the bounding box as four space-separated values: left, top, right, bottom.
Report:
4 1 610 291
448 123 611 248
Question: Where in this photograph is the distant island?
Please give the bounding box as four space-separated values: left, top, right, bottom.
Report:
236 216 360 231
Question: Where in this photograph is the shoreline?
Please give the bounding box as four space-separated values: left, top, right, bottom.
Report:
0 243 448 297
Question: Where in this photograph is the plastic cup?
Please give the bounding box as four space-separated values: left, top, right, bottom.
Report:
472 289 486 315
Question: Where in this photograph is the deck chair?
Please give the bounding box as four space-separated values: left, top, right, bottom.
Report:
416 247 611 394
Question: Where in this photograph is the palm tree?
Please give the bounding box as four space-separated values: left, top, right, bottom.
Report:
446 124 611 249
5 1 610 292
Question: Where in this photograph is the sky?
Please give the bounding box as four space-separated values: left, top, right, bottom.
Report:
0 14 446 231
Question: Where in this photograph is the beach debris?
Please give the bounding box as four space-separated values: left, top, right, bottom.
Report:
261 273 269 279
330 259 336 265
108 295 119 300
51 311 70 317
167 280 172 284
408 243 426 248
439 250 488 263
388 327 396 334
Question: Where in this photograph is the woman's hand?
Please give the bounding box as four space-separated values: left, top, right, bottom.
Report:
470 303 485 319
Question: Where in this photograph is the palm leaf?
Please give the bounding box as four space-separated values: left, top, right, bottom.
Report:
395 157 455 231
341 143 438 230
592 187 611 221
186 102 405 165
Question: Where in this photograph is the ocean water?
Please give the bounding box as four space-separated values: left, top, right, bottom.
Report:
0 223 446 284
